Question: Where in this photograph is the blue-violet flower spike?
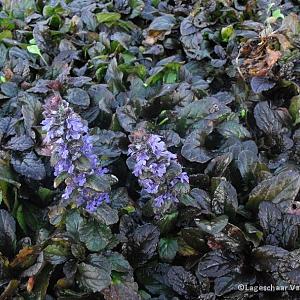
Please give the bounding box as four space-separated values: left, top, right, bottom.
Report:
42 95 112 213
128 131 189 207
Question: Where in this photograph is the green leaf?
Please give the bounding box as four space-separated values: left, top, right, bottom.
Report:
74 155 91 172
48 206 66 227
221 25 234 42
16 204 27 233
0 180 11 210
246 170 300 210
121 52 136 64
96 12 121 24
163 70 177 84
240 108 247 118
66 210 84 239
49 14 62 29
106 252 131 273
43 5 55 17
26 43 47 64
77 262 111 292
44 243 70 265
272 8 284 20
79 220 112 251
158 238 178 262
94 203 119 225
2 0 36 19
179 96 230 124
27 44 42 56
118 64 147 79
151 0 160 7
217 120 251 139
0 17 15 30
43 3 65 17
145 62 181 86
116 19 135 31
0 30 12 41
158 212 178 235
85 174 110 192
289 95 300 125
36 187 54 203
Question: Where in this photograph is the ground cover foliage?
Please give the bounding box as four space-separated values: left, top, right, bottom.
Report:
1 0 300 299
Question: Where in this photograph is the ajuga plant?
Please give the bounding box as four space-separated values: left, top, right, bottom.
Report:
4 1 300 299
127 131 190 207
42 94 117 212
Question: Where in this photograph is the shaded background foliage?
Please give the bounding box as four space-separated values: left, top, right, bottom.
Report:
1 0 300 299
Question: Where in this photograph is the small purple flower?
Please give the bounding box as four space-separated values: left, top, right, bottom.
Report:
154 194 166 207
86 193 110 212
66 116 88 132
142 179 159 194
62 185 74 200
178 172 189 183
148 135 165 154
41 117 54 131
133 152 149 176
54 158 74 176
96 167 109 176
57 144 69 159
128 131 189 208
171 172 189 187
74 174 86 186
149 163 166 177
43 129 55 144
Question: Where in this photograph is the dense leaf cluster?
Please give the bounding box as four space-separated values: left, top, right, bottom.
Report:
1 0 300 299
